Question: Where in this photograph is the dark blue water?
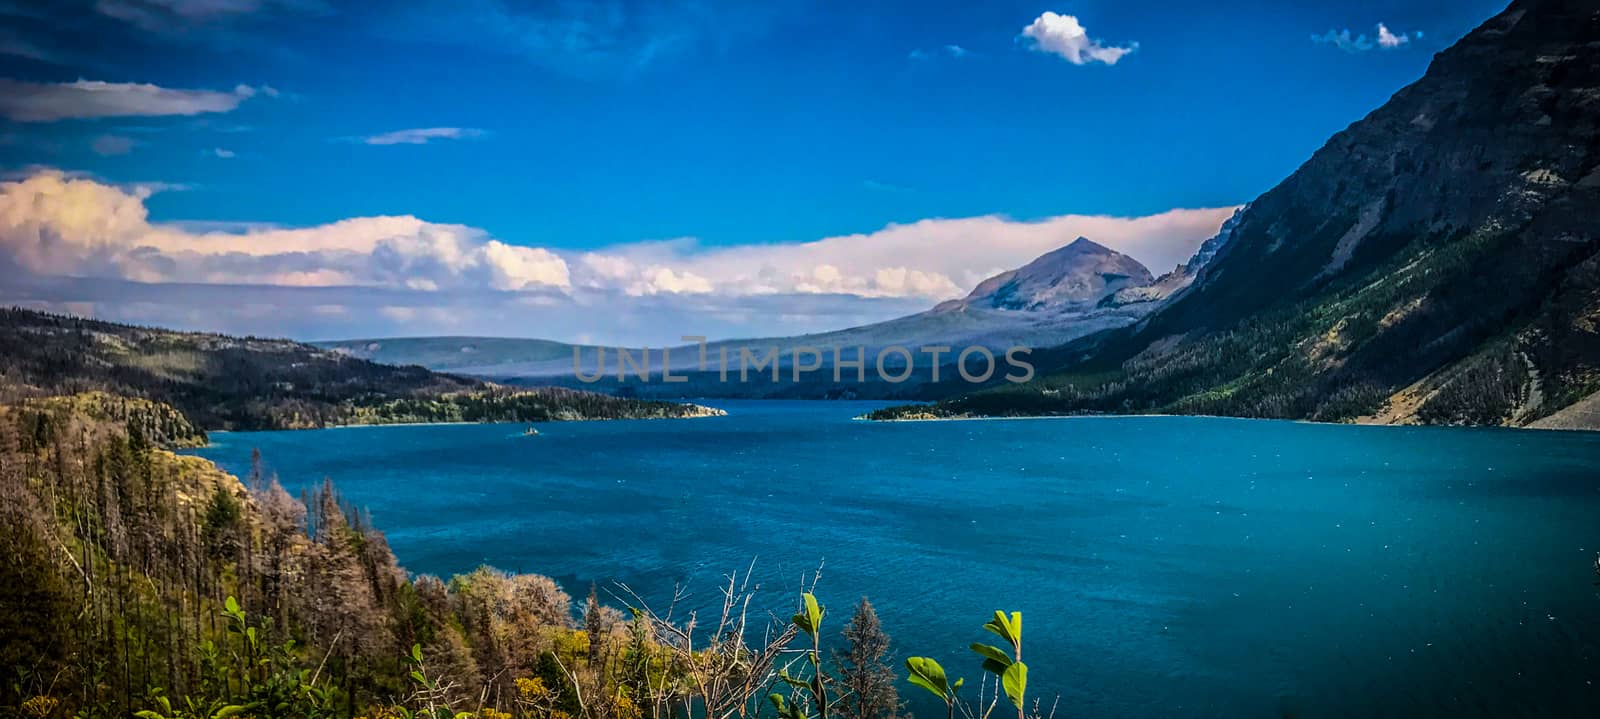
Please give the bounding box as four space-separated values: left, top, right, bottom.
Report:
190 400 1600 718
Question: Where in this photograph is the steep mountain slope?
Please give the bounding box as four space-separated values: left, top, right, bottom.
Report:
1104 207 1247 307
0 307 718 433
879 0 1600 427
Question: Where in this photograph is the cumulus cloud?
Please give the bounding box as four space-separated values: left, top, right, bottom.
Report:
359 127 486 145
0 168 1240 342
571 207 1237 301
1020 12 1135 66
1376 23 1410 48
91 134 137 156
1313 23 1420 52
0 79 265 122
212 147 236 158
0 168 1235 300
0 170 570 291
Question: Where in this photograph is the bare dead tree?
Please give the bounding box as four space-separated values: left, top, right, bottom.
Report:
613 562 802 719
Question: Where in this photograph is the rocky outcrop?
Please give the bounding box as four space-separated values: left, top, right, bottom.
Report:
1104 206 1246 307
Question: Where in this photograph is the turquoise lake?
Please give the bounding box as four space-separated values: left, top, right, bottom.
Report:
190 400 1600 718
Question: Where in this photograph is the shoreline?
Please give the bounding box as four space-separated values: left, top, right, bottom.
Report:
195 403 727 445
855 409 1598 433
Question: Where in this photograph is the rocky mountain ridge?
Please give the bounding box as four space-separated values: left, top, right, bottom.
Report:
875 0 1600 429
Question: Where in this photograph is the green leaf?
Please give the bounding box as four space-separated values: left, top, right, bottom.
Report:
134 711 165 719
768 693 806 719
969 643 1012 672
792 593 824 635
804 593 823 630
411 643 424 663
779 670 810 692
212 705 248 719
904 657 952 700
1001 661 1028 711
982 611 1022 652
410 670 427 685
224 596 240 614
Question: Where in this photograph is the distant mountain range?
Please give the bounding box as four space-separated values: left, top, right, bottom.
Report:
316 226 1242 392
876 0 1600 429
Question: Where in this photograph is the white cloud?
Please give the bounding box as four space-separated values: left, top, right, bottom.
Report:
359 127 485 146
1376 23 1408 48
572 207 1238 301
91 134 137 156
0 168 1240 342
0 79 265 122
212 147 236 158
626 267 715 296
1313 23 1419 53
1020 12 1135 66
0 169 570 291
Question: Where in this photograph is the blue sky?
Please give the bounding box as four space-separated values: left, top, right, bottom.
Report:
0 0 1512 343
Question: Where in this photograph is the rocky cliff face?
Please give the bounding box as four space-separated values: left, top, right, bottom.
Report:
923 0 1600 427
1104 206 1246 307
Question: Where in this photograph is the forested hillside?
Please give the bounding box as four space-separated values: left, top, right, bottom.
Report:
0 399 1029 719
0 308 719 433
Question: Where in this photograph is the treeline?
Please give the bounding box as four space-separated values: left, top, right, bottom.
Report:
0 308 713 431
345 388 721 426
0 399 1034 719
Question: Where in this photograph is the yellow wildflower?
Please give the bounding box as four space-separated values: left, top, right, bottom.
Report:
612 694 642 719
516 677 551 701
21 695 59 719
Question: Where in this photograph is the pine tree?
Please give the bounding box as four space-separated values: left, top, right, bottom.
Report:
833 597 904 719
584 583 603 665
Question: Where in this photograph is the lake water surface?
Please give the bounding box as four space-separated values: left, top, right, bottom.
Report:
190 400 1600 718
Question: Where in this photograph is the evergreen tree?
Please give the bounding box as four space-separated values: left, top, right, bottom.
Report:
833 597 903 719
584 583 603 664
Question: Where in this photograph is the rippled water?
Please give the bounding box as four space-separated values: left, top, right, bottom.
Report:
191 400 1600 718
